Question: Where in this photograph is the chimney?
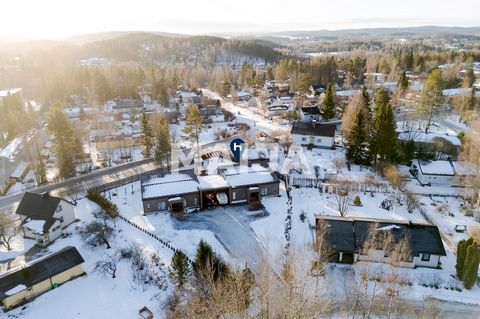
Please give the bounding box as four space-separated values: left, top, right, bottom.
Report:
41 192 50 199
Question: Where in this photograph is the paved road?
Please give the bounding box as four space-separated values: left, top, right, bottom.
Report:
0 136 240 215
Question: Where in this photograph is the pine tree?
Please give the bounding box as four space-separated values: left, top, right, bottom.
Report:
346 110 368 164
183 105 203 160
140 112 154 158
398 71 409 92
464 66 476 88
368 90 397 163
462 242 479 289
321 83 336 120
46 103 82 178
154 117 170 164
169 250 190 286
193 240 214 275
456 239 467 279
362 86 372 122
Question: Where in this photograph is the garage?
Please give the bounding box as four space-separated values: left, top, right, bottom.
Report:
197 175 231 210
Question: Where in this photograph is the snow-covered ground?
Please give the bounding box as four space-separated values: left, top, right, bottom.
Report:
4 181 230 319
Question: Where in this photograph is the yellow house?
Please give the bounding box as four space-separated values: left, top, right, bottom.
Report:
0 246 85 310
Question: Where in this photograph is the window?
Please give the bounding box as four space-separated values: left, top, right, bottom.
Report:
301 137 307 142
56 205 63 212
158 202 166 210
421 253 430 261
316 138 322 144
232 192 236 200
194 198 198 205
261 188 268 196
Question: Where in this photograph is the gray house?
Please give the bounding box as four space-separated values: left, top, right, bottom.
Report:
316 216 446 268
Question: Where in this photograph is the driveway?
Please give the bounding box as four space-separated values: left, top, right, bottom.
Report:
172 206 269 272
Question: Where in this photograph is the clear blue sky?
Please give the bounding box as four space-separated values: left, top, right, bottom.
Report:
2 0 479 39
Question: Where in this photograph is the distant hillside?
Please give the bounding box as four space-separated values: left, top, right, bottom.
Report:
75 32 284 64
231 26 480 40
65 31 187 45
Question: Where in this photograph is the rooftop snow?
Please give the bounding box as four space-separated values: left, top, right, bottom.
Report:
197 175 229 190
416 160 455 176
142 173 193 187
0 88 22 98
23 220 46 234
5 284 26 296
224 171 277 188
142 180 199 199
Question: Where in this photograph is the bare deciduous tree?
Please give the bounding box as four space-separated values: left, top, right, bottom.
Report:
80 220 114 249
334 180 356 217
95 253 118 278
0 214 19 251
405 192 420 213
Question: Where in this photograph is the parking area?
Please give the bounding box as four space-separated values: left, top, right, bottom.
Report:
172 206 269 271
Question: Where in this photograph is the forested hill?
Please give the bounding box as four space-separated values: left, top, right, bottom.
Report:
75 32 284 64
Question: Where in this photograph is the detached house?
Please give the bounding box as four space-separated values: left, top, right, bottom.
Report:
0 246 85 309
15 192 77 247
291 122 336 149
316 216 446 269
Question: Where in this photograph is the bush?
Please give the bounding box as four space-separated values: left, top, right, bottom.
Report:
353 195 362 206
87 189 119 218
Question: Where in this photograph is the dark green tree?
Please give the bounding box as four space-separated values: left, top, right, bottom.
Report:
369 91 397 163
140 112 154 158
456 239 468 279
346 110 368 164
154 117 170 164
464 66 476 88
169 250 190 286
463 242 479 289
398 71 409 92
321 83 336 120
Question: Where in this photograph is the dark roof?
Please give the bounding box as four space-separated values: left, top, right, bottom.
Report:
301 107 321 115
311 84 326 91
317 217 446 257
16 192 63 232
0 246 84 298
291 122 336 137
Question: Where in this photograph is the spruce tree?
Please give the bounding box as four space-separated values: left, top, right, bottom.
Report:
183 105 203 160
193 240 214 275
398 71 409 92
362 86 371 117
321 83 336 120
383 104 398 161
140 112 154 158
368 91 397 163
169 250 190 286
346 110 367 164
154 117 171 164
456 239 467 279
463 242 479 289
464 67 476 88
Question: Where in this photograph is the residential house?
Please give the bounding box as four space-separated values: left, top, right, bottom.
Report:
316 216 446 268
300 106 321 123
410 159 455 186
309 84 326 96
141 166 279 214
16 192 77 247
291 122 336 149
0 246 85 309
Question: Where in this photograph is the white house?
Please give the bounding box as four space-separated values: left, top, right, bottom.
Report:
300 106 320 123
410 159 455 186
16 192 77 247
291 122 336 149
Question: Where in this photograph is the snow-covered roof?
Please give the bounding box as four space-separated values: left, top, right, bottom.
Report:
0 88 22 98
398 131 460 146
224 171 278 188
142 173 193 186
23 219 46 234
197 175 229 190
10 161 27 179
142 179 199 199
5 284 26 296
414 159 455 176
